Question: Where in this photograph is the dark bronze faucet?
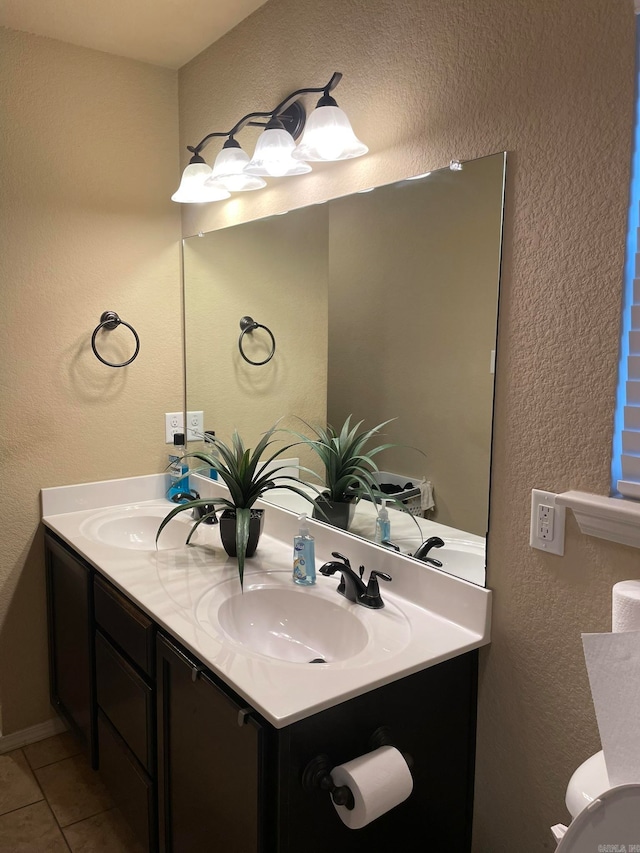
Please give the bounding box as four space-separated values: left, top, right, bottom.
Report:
319 552 391 609
170 491 218 524
412 536 445 566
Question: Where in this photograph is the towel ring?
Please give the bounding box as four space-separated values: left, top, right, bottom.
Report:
238 316 276 366
91 311 140 368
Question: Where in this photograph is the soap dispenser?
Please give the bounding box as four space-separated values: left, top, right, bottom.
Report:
293 514 316 586
375 501 391 544
168 432 189 500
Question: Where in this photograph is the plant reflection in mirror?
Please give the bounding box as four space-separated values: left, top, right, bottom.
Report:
285 415 425 531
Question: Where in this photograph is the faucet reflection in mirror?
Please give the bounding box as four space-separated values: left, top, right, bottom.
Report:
172 71 367 203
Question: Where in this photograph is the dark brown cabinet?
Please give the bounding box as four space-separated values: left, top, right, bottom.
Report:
156 634 265 853
46 530 478 853
45 531 96 765
94 576 157 853
156 631 477 853
97 710 156 851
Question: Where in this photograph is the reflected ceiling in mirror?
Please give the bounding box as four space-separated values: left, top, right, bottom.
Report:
182 152 507 587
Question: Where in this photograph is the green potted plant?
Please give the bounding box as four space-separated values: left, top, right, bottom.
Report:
156 424 317 588
288 415 399 530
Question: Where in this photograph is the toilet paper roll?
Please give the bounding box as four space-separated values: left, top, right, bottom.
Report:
330 745 413 830
612 581 640 632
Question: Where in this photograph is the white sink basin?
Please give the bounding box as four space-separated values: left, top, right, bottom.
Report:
80 504 192 551
195 571 411 666
435 541 486 585
218 588 368 663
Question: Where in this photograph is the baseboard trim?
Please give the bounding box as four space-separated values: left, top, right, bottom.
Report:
0 717 67 754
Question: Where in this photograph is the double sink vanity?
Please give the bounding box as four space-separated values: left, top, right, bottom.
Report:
41 472 491 852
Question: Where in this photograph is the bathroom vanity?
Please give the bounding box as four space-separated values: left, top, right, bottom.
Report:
42 474 491 852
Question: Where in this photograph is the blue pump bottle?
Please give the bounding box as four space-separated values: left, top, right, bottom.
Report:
168 432 189 500
293 514 316 586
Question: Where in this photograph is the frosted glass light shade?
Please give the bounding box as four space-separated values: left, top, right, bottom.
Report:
206 146 267 192
245 128 312 177
293 105 368 162
171 163 230 203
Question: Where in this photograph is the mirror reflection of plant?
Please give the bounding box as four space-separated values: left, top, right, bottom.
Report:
156 424 319 588
286 415 426 533
286 416 397 502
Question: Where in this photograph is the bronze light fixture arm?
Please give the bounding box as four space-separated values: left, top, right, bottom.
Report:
186 71 343 160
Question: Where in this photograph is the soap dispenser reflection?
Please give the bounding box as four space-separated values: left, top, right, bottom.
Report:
375 501 391 544
203 430 218 480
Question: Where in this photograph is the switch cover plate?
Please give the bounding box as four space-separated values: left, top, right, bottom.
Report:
530 489 565 556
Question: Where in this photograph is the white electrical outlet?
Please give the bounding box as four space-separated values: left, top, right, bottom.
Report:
186 411 204 442
165 412 184 444
530 489 566 555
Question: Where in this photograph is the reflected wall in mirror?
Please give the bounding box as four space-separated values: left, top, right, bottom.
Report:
183 152 506 587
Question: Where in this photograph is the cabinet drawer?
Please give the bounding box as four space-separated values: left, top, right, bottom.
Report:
94 574 154 676
98 711 156 853
96 631 154 773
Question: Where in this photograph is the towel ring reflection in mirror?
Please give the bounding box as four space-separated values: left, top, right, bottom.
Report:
238 316 276 366
91 311 140 368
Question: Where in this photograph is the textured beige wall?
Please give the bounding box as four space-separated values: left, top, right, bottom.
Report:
178 1 636 849
0 28 182 732
183 205 328 461
328 154 504 536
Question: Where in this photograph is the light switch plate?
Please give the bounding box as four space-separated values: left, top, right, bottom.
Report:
530 489 565 555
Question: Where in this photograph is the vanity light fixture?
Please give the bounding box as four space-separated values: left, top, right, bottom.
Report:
171 157 231 203
172 72 366 204
292 89 368 162
245 115 312 178
207 138 267 192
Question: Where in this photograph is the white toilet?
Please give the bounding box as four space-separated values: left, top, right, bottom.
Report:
552 751 640 850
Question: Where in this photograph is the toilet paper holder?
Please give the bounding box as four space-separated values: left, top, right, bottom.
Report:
301 726 414 810
302 754 356 809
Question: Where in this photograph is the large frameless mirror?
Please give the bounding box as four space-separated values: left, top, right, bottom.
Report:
182 151 506 586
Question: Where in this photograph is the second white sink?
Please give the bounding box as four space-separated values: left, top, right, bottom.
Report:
80 504 192 551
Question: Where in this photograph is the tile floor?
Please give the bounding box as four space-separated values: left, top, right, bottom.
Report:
0 733 143 852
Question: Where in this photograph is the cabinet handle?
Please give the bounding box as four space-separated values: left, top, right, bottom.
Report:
237 707 253 727
191 664 205 683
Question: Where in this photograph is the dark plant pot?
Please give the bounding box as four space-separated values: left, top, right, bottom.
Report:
219 508 265 558
312 494 357 531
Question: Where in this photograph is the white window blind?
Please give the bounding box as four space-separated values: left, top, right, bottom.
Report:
612 14 640 497
618 257 640 498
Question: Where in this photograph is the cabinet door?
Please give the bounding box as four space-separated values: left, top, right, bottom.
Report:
156 634 265 853
45 532 96 765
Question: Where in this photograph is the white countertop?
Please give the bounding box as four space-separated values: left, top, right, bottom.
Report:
41 474 491 729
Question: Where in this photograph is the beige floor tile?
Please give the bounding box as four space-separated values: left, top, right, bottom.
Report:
24 732 81 770
0 749 43 817
63 809 144 853
0 800 69 852
35 755 113 828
